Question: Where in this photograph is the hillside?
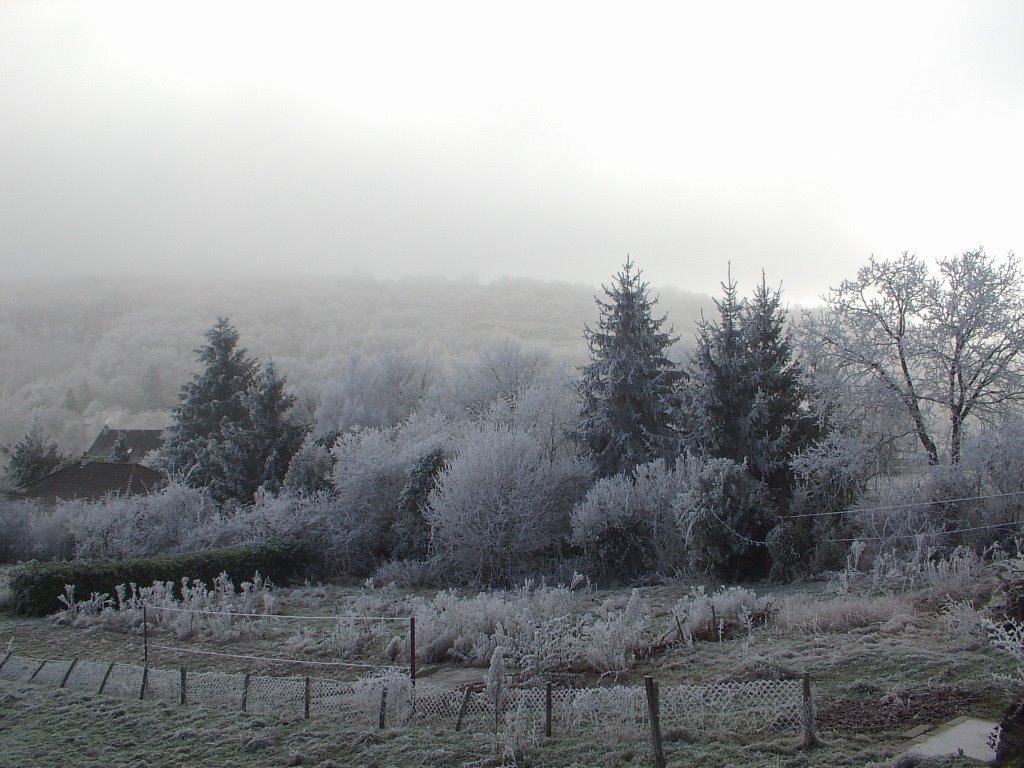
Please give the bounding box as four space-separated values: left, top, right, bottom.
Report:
0 273 712 451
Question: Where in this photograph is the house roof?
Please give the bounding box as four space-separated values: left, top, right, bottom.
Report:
86 428 164 463
21 461 165 504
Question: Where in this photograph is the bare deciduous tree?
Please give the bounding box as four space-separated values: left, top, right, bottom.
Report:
806 249 1024 464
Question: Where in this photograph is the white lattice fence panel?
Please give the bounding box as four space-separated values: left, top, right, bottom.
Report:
247 675 305 719
0 655 44 683
564 686 647 734
103 663 144 699
144 667 182 703
32 659 73 687
186 670 245 709
64 660 111 693
408 684 463 726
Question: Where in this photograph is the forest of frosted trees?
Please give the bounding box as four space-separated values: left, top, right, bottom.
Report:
3 250 1024 587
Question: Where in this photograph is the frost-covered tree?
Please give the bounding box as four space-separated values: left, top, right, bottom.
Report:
331 415 452 566
283 432 337 496
426 425 588 584
214 360 306 501
159 317 258 499
394 447 447 560
315 351 434 434
684 272 818 500
577 259 682 478
5 419 67 488
684 270 748 463
808 249 1024 464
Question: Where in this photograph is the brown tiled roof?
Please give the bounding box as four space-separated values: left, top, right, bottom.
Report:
21 461 165 504
86 428 164 463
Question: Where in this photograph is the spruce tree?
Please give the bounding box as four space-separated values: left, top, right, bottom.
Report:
684 271 818 500
159 317 258 496
6 420 66 488
215 360 305 501
742 275 819 497
577 258 682 478
685 269 749 464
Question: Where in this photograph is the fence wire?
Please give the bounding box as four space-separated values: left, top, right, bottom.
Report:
0 651 809 741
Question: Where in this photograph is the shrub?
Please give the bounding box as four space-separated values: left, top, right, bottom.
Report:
675 457 775 580
6 542 299 616
0 499 75 563
570 460 687 583
426 425 588 585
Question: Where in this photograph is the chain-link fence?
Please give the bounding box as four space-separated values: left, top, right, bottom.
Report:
0 649 814 744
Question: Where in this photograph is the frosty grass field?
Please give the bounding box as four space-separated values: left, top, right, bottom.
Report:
0 562 1018 768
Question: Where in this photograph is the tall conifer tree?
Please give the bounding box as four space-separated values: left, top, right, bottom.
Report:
577 258 682 478
159 317 258 496
684 271 818 499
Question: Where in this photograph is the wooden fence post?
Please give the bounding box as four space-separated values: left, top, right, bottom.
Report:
455 686 473 732
800 671 820 748
305 676 312 719
27 660 46 683
241 673 251 713
644 676 666 768
60 659 78 689
545 682 553 738
180 666 187 705
378 686 388 729
143 605 148 666
98 662 115 695
409 616 416 685
0 650 12 672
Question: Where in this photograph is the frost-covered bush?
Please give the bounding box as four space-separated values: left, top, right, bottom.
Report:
584 588 651 672
184 491 377 578
570 459 687 582
332 415 453 565
282 433 335 495
672 585 768 642
427 425 588 585
675 457 775 580
411 582 654 675
765 521 813 582
789 431 875 571
54 572 276 642
792 431 874 515
942 598 990 646
66 482 219 559
0 499 75 563
861 544 988 600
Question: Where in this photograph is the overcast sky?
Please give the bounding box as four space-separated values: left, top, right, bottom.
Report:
2 1 1023 303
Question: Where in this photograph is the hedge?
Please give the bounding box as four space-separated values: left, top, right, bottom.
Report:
6 542 301 616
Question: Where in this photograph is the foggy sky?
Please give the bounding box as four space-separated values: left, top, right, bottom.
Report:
2 1 1023 304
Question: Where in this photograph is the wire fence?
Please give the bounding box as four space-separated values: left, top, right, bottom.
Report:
0 648 815 744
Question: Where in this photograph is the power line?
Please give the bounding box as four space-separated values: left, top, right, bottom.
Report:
785 489 1024 520
823 519 1023 544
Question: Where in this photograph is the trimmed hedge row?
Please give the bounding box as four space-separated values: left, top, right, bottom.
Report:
7 543 301 616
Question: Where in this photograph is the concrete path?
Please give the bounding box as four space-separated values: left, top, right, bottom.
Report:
900 716 998 763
